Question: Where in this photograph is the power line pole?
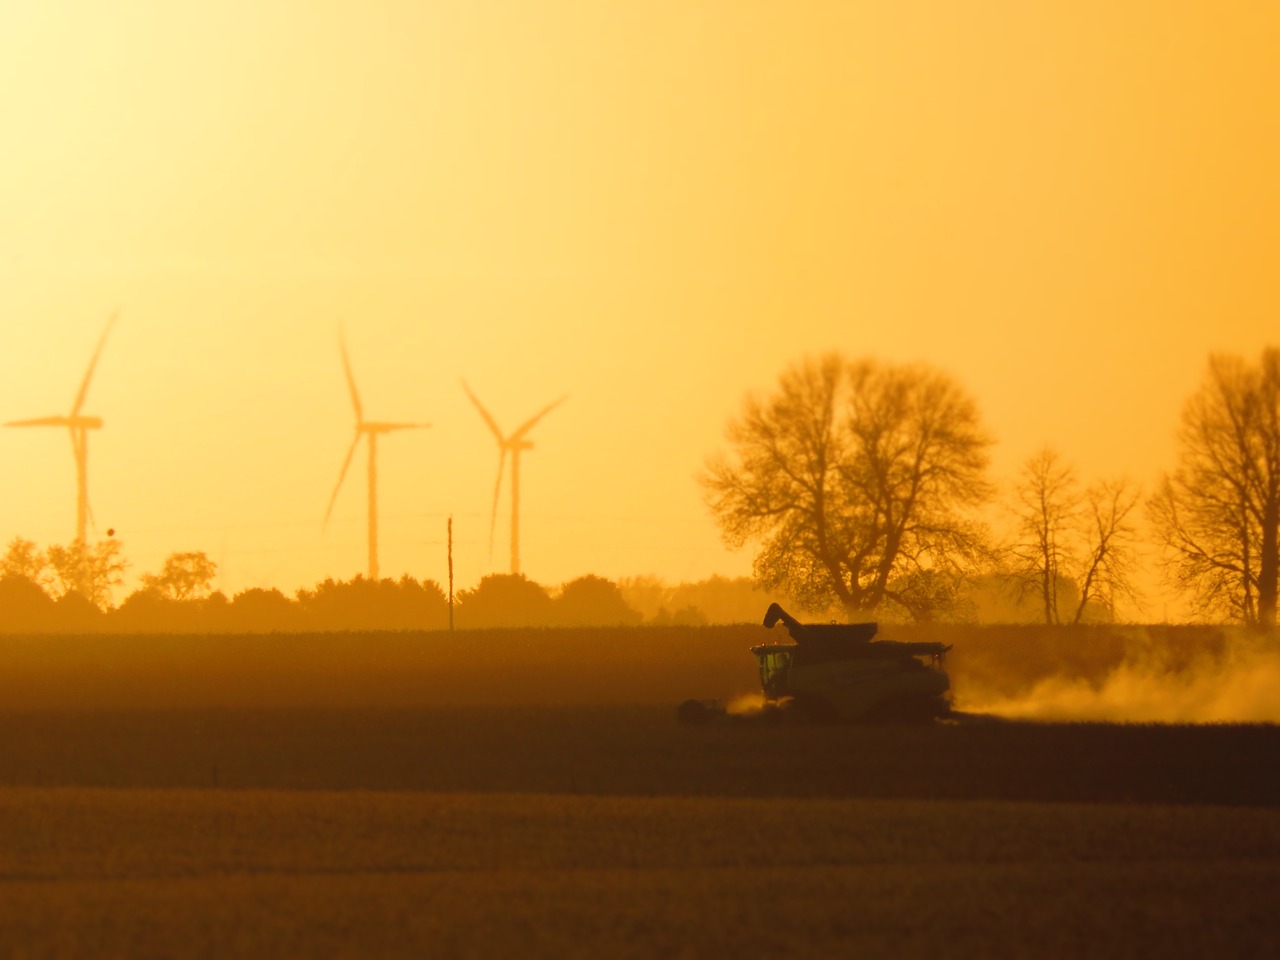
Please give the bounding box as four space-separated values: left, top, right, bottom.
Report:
447 516 454 631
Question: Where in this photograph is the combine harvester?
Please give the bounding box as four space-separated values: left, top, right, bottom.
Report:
678 603 953 724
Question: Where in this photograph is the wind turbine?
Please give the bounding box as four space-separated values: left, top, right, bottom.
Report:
324 331 430 581
463 382 567 576
6 314 117 544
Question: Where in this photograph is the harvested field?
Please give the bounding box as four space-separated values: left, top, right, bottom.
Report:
1 707 1280 806
2 785 1279 959
0 707 1279 956
1 623 1272 722
2 625 1279 956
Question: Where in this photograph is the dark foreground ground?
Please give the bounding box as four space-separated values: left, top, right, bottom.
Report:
2 708 1279 958
2 705 1279 804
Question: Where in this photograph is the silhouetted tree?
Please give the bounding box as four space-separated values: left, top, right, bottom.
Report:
1 537 52 589
139 551 217 602
229 587 300 632
553 575 642 626
200 591 233 632
1150 348 1280 627
666 575 777 624
296 575 448 631
884 569 975 623
456 574 553 628
0 573 57 631
616 575 670 621
1072 478 1142 623
1007 449 1079 624
619 576 798 627
649 604 708 627
702 354 992 618
617 575 782 624
1006 451 1141 625
112 589 191 633
46 537 127 608
53 589 105 631
377 575 449 630
966 569 1092 624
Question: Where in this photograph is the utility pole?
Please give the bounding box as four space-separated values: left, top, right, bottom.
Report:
447 516 454 631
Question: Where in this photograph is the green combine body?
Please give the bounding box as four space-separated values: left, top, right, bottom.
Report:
678 603 952 724
754 603 952 721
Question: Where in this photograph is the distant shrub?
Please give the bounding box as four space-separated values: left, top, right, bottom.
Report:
52 590 106 632
113 590 192 633
297 575 448 631
229 588 301 632
456 574 554 629
0 574 57 632
553 575 642 627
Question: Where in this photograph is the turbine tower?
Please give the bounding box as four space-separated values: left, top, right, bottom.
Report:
463 382 567 576
6 314 117 544
324 331 430 581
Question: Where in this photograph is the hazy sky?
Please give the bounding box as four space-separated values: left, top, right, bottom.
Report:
1 1 1276 599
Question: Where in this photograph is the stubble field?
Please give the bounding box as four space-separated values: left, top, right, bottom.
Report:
2 624 1279 957
3 782 1279 959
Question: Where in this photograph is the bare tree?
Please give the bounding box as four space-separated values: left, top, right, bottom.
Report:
1072 478 1143 623
1008 448 1079 624
1005 451 1143 625
1 537 52 589
702 354 992 619
1149 348 1280 627
46 537 127 608
140 551 218 602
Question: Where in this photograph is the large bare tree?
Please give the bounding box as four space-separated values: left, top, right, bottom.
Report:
702 354 992 619
1149 348 1280 627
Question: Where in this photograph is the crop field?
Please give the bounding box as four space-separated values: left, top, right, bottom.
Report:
2 706 1280 957
2 626 1279 957
2 782 1279 959
0 622 1268 716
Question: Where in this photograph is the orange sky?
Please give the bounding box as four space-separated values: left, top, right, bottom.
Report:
0 1 1276 602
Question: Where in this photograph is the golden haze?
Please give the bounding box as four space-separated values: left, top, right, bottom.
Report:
0 1 1276 598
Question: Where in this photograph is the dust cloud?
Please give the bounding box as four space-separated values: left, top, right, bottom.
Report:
956 633 1280 723
726 692 766 716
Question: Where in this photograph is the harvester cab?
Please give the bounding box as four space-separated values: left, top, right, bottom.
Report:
748 603 952 722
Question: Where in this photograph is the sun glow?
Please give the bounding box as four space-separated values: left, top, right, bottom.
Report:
0 2 1277 600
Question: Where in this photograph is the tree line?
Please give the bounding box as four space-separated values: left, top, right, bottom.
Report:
0 539 790 633
6 346 1272 632
703 347 1280 629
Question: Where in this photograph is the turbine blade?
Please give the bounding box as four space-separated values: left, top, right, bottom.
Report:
511 394 568 441
324 433 362 528
5 416 71 427
339 329 364 424
462 381 505 443
366 421 432 433
71 312 117 418
489 450 507 561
